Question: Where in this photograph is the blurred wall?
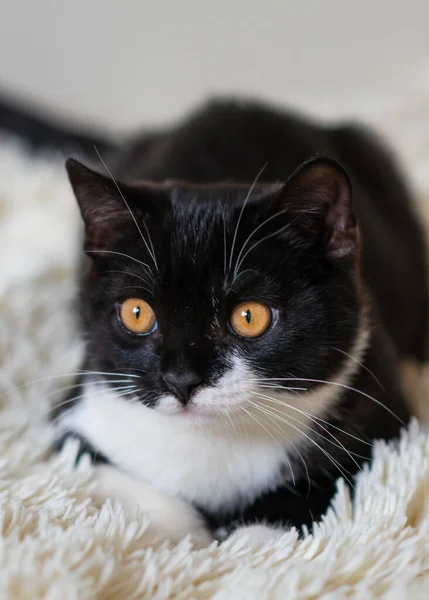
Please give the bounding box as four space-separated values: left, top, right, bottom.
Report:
0 0 428 131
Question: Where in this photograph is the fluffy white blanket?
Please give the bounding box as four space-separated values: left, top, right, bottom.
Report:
1 82 429 598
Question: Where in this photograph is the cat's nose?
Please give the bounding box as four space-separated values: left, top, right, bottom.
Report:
162 369 203 405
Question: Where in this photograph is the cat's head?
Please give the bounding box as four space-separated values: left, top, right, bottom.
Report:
67 157 365 426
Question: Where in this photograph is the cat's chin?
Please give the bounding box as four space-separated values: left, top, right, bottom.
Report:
175 405 216 424
156 394 227 423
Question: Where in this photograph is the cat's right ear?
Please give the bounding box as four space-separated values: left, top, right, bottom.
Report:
66 158 133 253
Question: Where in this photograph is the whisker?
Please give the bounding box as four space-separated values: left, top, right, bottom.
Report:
331 346 385 392
118 285 154 296
257 386 307 392
123 390 151 406
239 412 251 447
252 391 365 467
226 269 262 294
0 370 141 400
78 370 140 379
248 400 355 487
242 395 311 494
125 391 144 404
126 367 150 376
223 405 240 436
46 379 140 399
233 208 288 278
95 270 154 285
95 148 158 271
210 405 241 435
240 404 296 486
228 162 267 272
256 385 373 447
52 385 136 413
226 404 251 446
250 377 405 426
233 221 292 280
85 250 153 273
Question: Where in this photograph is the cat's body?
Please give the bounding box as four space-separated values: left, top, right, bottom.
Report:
3 97 425 543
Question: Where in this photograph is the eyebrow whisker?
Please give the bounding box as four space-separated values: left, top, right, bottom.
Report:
228 162 267 273
95 147 158 271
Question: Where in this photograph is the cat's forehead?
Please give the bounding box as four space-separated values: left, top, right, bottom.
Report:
134 180 283 212
115 181 288 292
134 179 283 195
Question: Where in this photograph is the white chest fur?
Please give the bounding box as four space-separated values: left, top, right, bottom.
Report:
56 324 368 513
58 382 290 511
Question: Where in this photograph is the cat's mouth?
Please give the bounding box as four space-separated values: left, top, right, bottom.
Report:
175 405 215 423
156 392 236 422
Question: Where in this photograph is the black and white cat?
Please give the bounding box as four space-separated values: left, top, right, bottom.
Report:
8 98 425 546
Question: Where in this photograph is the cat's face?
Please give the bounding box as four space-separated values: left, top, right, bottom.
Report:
68 158 363 424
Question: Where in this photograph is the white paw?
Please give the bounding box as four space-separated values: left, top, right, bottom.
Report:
93 464 212 548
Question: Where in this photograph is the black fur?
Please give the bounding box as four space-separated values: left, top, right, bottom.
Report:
40 98 427 534
110 100 429 363
0 91 115 158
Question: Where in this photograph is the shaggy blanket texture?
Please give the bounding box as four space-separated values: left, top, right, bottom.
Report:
1 81 429 598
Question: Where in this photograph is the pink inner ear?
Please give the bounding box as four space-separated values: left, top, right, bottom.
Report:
325 178 358 260
327 227 359 260
281 157 357 260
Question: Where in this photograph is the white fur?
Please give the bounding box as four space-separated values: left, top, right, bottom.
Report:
226 524 286 545
56 321 369 516
93 464 212 548
58 376 291 511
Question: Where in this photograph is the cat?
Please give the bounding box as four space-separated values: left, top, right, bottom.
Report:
2 96 427 546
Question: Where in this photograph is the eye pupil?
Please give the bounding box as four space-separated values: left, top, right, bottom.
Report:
119 298 157 335
230 302 272 338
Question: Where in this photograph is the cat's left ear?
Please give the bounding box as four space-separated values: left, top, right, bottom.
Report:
66 158 134 252
282 157 358 260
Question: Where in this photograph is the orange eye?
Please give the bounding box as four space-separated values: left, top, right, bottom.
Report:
119 298 157 334
230 302 272 338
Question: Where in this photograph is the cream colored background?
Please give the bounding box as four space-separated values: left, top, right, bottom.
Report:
0 0 428 131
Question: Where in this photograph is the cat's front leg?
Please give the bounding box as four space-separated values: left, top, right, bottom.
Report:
93 464 213 548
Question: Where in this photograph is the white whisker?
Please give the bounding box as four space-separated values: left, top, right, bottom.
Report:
250 377 405 426
85 249 153 273
52 385 136 412
223 405 241 436
47 379 140 399
0 370 141 400
240 404 296 486
119 284 154 296
233 221 292 280
233 208 288 278
228 162 267 272
96 270 154 285
256 385 373 447
242 395 311 493
223 213 227 276
247 400 355 487
331 346 385 392
257 386 307 392
126 367 150 376
252 391 364 468
95 148 158 271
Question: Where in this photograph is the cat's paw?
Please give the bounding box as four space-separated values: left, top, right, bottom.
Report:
93 464 212 548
